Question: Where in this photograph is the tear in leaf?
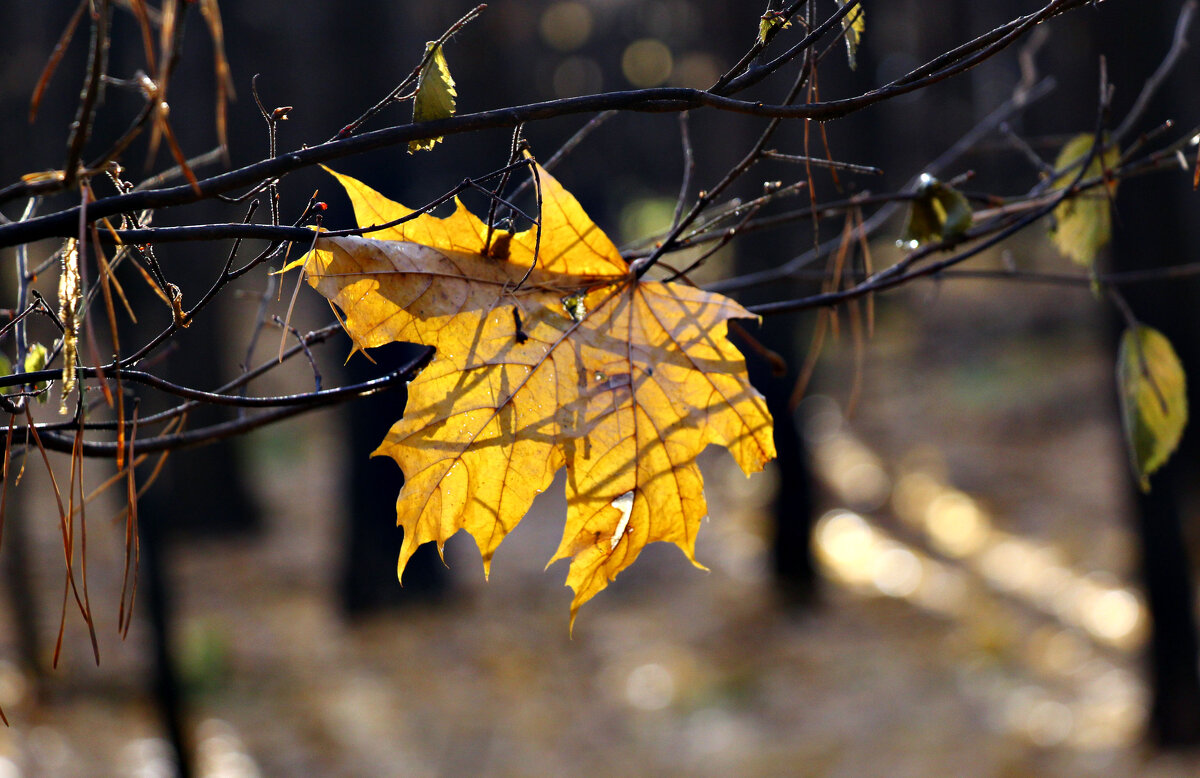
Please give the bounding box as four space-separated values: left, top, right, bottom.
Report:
409 43 457 153
1117 325 1187 492
836 1 866 70
899 174 972 248
610 491 634 550
298 165 775 626
1049 133 1120 268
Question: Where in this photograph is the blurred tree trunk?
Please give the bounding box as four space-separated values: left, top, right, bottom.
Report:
138 505 195 777
1101 0 1200 747
1109 170 1200 744
340 341 447 615
758 363 819 602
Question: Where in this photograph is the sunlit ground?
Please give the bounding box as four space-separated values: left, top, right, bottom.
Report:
0 270 1197 776
808 397 1146 753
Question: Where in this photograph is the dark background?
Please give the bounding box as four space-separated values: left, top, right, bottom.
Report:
0 2 1198 775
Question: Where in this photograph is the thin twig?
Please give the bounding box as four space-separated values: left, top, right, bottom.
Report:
707 76 1057 293
30 0 89 123
330 4 486 141
670 112 695 233
64 0 111 188
24 347 436 458
484 124 526 255
761 151 883 175
1113 0 1197 144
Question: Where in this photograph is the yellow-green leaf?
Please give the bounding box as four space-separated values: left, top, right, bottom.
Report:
899 174 972 248
758 11 790 45
1049 133 1120 267
24 343 47 373
837 1 865 70
24 343 49 402
1117 325 1187 491
409 43 457 153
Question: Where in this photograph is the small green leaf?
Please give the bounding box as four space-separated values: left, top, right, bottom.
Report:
24 343 49 403
1049 133 1120 268
932 184 972 239
836 1 865 70
1117 325 1187 491
409 43 457 153
24 343 48 373
898 174 973 248
900 197 939 249
758 11 790 45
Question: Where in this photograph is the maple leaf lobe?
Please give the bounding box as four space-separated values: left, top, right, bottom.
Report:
301 164 775 623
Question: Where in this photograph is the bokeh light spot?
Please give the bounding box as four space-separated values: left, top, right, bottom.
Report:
1082 586 1142 647
619 196 677 244
540 2 593 52
924 490 990 557
626 663 676 711
872 547 922 598
622 39 673 87
672 52 720 89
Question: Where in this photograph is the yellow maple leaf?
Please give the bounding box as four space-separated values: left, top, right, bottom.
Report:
300 164 775 625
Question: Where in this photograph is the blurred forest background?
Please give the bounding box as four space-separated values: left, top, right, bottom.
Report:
1 1 1199 776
